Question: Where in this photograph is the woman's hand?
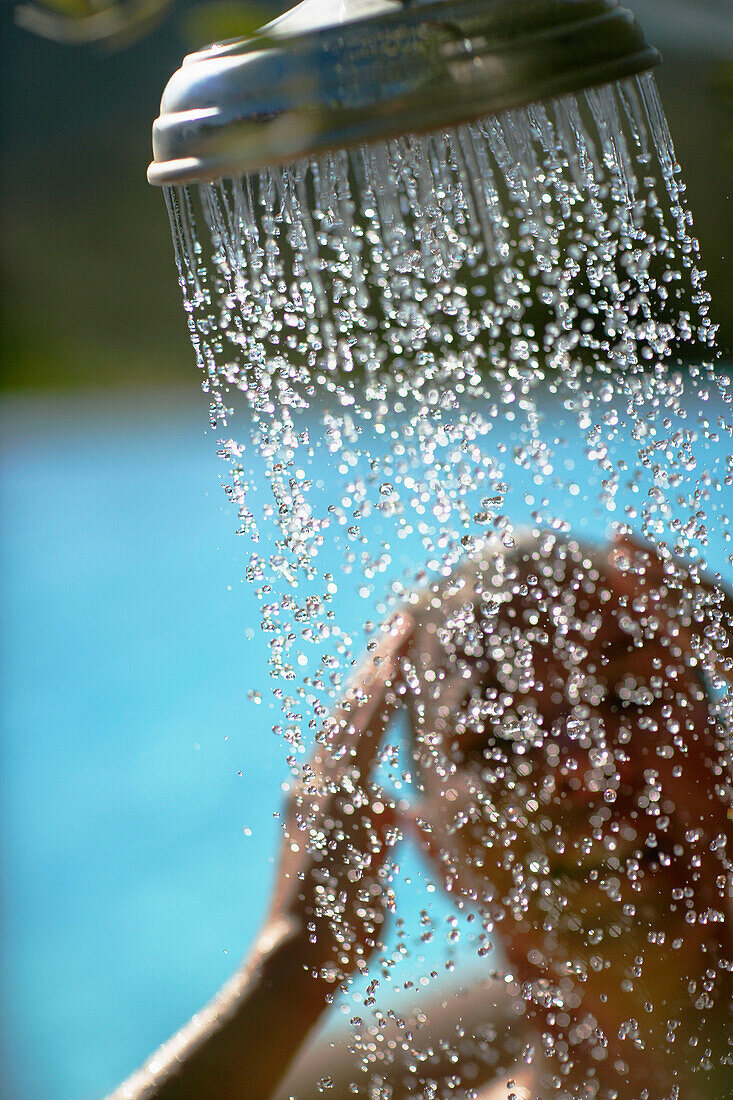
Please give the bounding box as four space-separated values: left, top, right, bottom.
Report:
267 611 413 986
402 630 491 901
108 613 413 1100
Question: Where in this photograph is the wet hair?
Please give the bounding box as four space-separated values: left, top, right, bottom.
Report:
408 529 730 686
404 531 732 786
403 534 733 918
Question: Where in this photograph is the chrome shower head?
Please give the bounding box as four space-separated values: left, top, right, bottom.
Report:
147 0 661 186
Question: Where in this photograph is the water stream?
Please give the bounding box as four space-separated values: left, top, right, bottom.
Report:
162 70 732 1096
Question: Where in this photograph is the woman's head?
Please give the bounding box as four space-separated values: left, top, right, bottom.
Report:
403 532 733 941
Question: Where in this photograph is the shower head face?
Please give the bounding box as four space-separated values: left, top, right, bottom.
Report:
147 0 661 186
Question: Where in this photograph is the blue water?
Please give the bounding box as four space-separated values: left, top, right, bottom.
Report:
1 378 730 1100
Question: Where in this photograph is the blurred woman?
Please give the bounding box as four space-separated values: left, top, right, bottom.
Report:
112 533 732 1100
392 532 733 1098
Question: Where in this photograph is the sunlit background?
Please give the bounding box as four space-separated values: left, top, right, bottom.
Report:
1 2 732 1097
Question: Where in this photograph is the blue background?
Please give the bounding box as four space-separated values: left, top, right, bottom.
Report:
2 377 731 1099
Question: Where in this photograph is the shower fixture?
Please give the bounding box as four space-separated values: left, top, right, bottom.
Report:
147 0 660 186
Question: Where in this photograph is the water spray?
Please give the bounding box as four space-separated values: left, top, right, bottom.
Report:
116 1 733 1097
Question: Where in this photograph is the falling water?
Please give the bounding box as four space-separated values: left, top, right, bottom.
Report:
164 72 732 1097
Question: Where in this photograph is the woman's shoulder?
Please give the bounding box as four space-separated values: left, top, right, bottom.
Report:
275 974 531 1100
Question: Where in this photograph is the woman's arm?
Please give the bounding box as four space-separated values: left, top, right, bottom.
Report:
108 915 333 1100
108 613 412 1100
273 977 521 1100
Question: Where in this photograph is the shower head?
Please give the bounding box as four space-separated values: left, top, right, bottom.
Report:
147 0 661 186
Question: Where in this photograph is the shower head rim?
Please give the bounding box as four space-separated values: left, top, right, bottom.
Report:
148 0 662 187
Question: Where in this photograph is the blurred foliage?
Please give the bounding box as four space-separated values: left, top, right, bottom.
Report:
12 0 271 47
710 60 733 159
14 0 177 48
181 0 270 48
